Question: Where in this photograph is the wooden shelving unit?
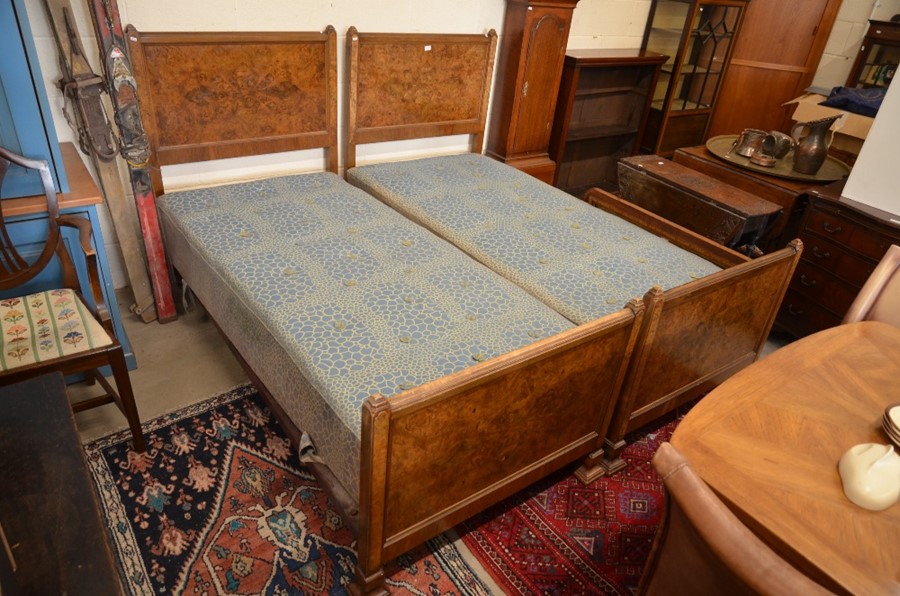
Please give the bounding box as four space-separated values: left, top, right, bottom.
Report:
549 49 666 197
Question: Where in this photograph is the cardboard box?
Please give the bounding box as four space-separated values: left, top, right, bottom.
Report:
785 93 874 156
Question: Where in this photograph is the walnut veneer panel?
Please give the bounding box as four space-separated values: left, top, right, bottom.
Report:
346 28 496 168
126 28 338 177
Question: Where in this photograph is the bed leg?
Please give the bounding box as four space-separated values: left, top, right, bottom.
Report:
600 438 628 476
574 449 606 483
575 437 627 483
350 567 388 595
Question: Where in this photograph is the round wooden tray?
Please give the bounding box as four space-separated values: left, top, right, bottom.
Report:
705 135 851 182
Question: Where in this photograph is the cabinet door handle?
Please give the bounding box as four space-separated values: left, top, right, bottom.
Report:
799 274 816 287
822 221 842 234
787 304 805 316
812 246 831 259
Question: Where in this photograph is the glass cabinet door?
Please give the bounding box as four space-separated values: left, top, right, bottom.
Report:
848 20 900 88
676 4 742 110
646 1 742 113
646 1 692 109
640 0 746 155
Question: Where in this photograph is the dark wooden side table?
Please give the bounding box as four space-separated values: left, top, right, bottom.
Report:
672 144 835 250
617 154 782 254
0 373 121 595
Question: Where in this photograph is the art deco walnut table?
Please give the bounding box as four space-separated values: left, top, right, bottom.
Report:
671 321 900 595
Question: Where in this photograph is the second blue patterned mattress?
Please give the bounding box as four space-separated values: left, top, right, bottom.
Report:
347 153 723 325
156 171 574 496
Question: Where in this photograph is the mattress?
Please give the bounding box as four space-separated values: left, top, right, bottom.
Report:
347 153 723 325
156 171 574 496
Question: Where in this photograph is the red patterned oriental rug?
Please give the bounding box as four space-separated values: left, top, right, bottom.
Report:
85 385 685 595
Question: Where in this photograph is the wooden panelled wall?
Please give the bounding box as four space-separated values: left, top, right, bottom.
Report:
707 0 843 138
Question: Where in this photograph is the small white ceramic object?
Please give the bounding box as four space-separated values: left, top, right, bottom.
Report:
889 404 900 429
838 443 900 511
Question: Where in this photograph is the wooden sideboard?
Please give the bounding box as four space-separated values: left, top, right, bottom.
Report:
776 181 900 338
485 0 579 183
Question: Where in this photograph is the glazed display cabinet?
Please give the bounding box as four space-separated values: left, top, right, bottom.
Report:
640 0 748 156
846 20 900 88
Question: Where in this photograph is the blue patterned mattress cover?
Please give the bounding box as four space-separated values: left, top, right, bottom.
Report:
347 153 723 325
157 172 574 438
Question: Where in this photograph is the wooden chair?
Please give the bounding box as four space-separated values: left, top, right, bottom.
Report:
638 442 832 595
843 244 900 327
0 147 144 452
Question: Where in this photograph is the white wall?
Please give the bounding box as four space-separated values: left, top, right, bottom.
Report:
813 0 900 90
569 0 651 48
20 0 891 289
841 77 900 214
813 0 878 90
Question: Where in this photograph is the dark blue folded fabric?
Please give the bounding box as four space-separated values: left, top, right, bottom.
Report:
819 86 886 118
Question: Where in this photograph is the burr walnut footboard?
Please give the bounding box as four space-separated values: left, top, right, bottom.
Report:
584 188 802 474
355 302 643 592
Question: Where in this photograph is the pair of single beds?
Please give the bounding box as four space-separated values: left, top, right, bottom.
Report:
126 25 801 592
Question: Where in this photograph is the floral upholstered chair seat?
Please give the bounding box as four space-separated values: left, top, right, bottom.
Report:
0 289 112 371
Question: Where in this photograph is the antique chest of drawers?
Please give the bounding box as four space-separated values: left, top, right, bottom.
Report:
777 182 900 337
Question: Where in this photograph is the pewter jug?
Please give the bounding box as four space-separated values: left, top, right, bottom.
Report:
790 115 841 175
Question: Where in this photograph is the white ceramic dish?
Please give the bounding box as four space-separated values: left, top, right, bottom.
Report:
883 418 900 448
838 443 900 511
887 404 900 429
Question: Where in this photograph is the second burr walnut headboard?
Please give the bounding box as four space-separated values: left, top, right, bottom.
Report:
345 27 497 168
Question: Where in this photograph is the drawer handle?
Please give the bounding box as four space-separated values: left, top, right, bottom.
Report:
787 304 805 316
812 246 831 259
822 221 843 234
799 274 816 287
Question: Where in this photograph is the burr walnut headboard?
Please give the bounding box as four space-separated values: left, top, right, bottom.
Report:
126 27 338 197
345 27 497 168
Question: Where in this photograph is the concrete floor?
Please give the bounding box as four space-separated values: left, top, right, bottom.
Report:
72 290 248 445
71 289 793 446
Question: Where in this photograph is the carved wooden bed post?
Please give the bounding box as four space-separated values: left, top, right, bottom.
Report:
356 393 391 594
